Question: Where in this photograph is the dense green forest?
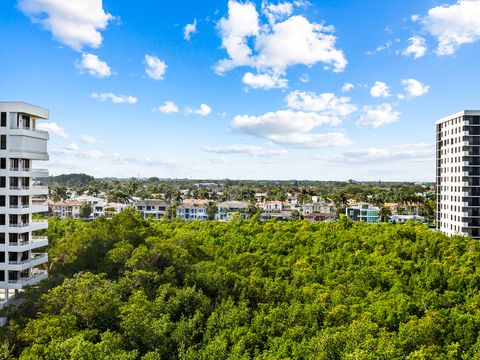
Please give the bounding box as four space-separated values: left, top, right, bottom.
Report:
2 211 479 359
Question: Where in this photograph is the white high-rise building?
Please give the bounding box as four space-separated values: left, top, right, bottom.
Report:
0 102 49 305
436 110 480 238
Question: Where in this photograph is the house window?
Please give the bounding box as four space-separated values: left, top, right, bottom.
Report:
0 112 6 127
0 135 6 150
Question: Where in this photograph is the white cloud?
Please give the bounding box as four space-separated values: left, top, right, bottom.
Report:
91 92 137 104
242 72 288 89
423 0 480 56
18 0 113 51
357 104 400 128
266 132 351 147
402 36 427 59
322 143 434 164
262 2 293 24
204 144 287 157
231 109 348 148
36 122 69 139
232 109 340 137
144 55 167 80
366 40 393 55
411 14 420 22
80 134 101 144
154 101 179 114
215 1 347 79
66 143 79 151
285 90 357 116
187 104 212 116
401 78 430 97
184 18 197 41
370 81 391 98
341 82 354 93
299 73 310 83
216 0 260 72
210 157 230 164
75 53 112 78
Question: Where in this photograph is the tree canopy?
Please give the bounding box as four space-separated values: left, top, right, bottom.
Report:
1 211 477 359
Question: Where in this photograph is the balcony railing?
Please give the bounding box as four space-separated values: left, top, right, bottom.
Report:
9 167 30 172
8 253 47 265
9 204 29 209
9 186 30 190
10 125 48 135
8 270 48 284
9 223 30 228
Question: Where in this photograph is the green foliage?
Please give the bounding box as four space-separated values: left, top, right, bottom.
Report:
3 212 479 359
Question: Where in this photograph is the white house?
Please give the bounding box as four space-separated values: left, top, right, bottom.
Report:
176 199 209 221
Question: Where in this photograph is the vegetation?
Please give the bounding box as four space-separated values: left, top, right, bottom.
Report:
3 211 475 359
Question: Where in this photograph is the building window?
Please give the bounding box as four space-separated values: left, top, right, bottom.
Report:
0 196 5 207
0 177 5 188
0 158 5 169
0 215 4 226
0 252 4 263
0 233 4 244
0 270 4 282
0 112 6 127
0 135 6 150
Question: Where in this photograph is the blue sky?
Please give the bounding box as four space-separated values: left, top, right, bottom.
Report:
1 0 480 181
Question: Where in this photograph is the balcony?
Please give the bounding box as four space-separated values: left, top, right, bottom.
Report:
9 126 49 140
8 253 47 265
2 236 48 251
8 168 48 178
6 270 48 288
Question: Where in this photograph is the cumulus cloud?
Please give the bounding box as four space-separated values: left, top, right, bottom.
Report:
18 0 113 51
80 134 101 144
423 0 480 56
91 92 137 104
401 78 430 97
184 18 197 41
154 101 179 114
75 53 112 78
232 109 340 137
204 144 287 157
341 82 354 93
242 72 288 89
36 122 69 139
370 81 391 98
144 55 167 80
357 104 400 128
187 104 212 116
262 1 293 24
285 90 357 116
402 36 427 59
215 1 347 81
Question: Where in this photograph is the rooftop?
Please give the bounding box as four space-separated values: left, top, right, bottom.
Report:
0 102 49 119
435 110 480 125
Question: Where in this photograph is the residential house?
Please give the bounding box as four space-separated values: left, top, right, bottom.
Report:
215 201 249 221
176 199 210 221
51 201 83 219
136 199 169 220
346 203 380 223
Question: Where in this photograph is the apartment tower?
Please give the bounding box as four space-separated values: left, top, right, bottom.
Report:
0 102 49 305
436 110 480 238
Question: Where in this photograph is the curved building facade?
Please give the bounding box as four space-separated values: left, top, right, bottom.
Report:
0 102 49 305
